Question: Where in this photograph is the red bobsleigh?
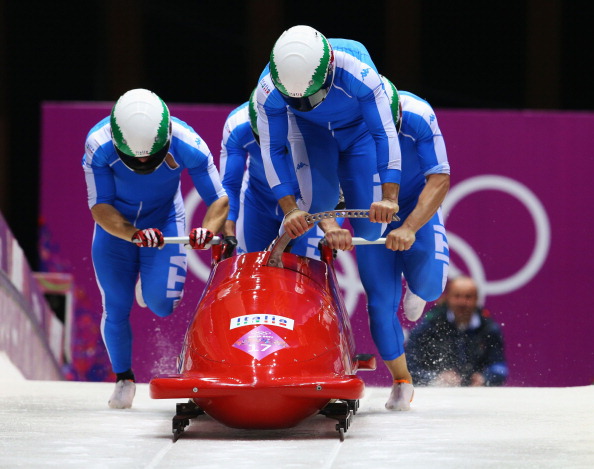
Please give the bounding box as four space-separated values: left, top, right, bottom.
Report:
149 210 385 441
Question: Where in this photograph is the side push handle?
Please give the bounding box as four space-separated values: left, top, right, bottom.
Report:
162 236 222 246
266 209 397 268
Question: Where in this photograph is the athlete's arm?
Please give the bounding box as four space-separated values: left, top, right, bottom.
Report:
91 203 138 241
200 195 230 234
278 195 310 239
318 218 353 251
220 117 249 224
223 220 236 237
358 76 401 223
257 84 296 200
385 173 450 251
369 182 400 224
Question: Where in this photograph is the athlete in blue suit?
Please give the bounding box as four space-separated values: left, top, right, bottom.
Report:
255 25 401 244
220 90 344 257
219 91 299 253
82 89 228 409
325 77 451 411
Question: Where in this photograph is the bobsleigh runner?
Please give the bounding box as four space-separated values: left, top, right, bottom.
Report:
149 210 394 441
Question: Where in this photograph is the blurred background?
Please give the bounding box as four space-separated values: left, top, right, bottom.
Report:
0 0 592 270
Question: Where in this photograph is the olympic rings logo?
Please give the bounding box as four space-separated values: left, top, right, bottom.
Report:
442 175 551 303
184 174 550 313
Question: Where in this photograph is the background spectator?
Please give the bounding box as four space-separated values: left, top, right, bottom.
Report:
406 275 508 386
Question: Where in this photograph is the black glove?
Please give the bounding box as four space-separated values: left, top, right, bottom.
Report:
222 235 238 259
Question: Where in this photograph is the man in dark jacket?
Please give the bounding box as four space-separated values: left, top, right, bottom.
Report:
405 275 508 386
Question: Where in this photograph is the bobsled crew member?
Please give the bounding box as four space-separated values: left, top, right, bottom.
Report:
323 77 451 411
219 89 298 254
255 25 402 245
82 89 228 409
219 89 345 257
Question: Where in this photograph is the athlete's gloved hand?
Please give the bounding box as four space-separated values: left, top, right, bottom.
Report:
189 228 214 250
222 235 238 259
131 228 164 248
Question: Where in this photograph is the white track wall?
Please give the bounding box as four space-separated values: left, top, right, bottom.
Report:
0 211 63 380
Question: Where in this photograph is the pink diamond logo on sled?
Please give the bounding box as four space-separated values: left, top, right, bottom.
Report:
233 325 288 360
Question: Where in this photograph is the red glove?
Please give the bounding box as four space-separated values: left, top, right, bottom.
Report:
189 228 214 250
131 228 164 248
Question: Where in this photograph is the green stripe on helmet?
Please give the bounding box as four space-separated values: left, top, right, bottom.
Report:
110 106 135 157
269 49 289 96
110 90 170 158
303 33 331 97
381 76 400 127
249 88 259 136
150 97 170 154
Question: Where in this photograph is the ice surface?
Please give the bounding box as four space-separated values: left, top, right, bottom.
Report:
0 355 592 468
0 352 25 381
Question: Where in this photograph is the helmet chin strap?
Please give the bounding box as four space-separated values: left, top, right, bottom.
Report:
116 140 171 175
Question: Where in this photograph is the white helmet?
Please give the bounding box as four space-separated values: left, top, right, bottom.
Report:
270 25 334 112
111 88 172 174
381 76 401 129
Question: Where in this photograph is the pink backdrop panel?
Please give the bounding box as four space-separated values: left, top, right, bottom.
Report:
40 103 594 387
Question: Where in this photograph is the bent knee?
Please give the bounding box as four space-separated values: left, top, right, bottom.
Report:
147 298 180 318
410 282 444 302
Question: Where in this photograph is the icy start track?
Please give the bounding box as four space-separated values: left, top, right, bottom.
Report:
0 376 592 468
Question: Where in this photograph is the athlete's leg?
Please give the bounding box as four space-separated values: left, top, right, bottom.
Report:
338 133 384 240
288 115 340 214
291 223 326 258
357 243 415 410
356 245 406 362
234 177 250 254
402 209 450 302
139 217 187 318
286 116 342 256
239 187 285 253
357 244 413 393
92 225 138 374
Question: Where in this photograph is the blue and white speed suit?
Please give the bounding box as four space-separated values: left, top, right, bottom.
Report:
256 39 402 241
356 91 450 361
220 102 337 258
82 116 227 374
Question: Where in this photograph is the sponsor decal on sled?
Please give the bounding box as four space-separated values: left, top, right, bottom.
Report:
230 314 294 330
232 325 289 360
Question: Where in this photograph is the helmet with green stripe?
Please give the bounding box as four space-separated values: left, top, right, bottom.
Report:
248 87 258 136
380 76 401 129
111 89 172 174
270 25 334 112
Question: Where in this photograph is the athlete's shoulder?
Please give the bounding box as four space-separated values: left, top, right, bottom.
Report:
329 38 371 56
224 102 253 145
331 38 375 70
84 116 115 163
225 102 249 130
400 91 440 132
330 40 379 95
170 116 211 158
85 116 110 144
400 91 434 114
256 64 285 110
